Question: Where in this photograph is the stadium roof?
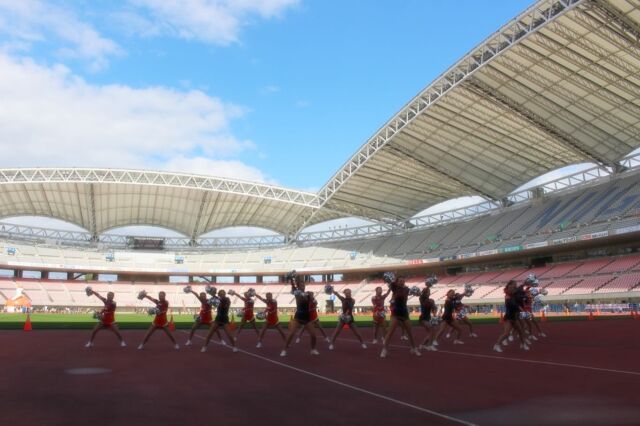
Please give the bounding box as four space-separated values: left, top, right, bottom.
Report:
304 0 640 228
0 168 340 238
1 0 640 238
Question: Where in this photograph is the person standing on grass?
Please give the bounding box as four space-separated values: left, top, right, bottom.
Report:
84 288 126 348
328 288 367 350
137 291 179 350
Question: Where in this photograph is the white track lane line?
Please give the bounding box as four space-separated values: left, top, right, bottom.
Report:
336 337 640 377
184 331 477 426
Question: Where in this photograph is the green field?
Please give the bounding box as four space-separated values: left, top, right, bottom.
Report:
0 312 624 330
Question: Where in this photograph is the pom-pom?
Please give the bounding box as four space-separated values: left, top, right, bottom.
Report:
533 295 544 304
540 288 548 296
92 311 101 320
148 307 159 316
519 311 532 320
137 290 147 300
382 272 396 285
324 284 334 295
456 310 468 320
247 288 256 298
208 296 221 308
293 289 304 297
429 317 442 326
409 286 421 296
228 289 236 296
256 311 266 320
525 274 539 287
183 285 192 294
285 270 298 281
205 285 216 296
425 275 438 287
236 308 245 316
463 284 474 297
85 286 93 297
339 314 352 323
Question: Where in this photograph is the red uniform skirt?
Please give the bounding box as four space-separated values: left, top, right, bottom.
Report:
198 311 213 325
243 309 255 322
266 312 279 326
153 314 168 328
101 312 115 327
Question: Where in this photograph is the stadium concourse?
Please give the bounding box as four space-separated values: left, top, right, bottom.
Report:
2 0 640 424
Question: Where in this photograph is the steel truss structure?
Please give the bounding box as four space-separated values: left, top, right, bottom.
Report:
1 153 638 249
1 0 640 248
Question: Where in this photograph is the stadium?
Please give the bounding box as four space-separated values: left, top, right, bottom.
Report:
1 0 640 425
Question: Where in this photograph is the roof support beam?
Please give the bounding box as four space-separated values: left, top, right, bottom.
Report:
190 191 209 241
88 183 97 240
385 144 498 200
464 78 612 167
589 0 640 43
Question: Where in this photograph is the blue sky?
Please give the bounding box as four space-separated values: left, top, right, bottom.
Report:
0 0 537 192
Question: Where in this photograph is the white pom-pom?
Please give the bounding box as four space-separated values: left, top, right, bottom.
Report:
324 284 334 295
541 288 548 296
383 272 396 285
339 314 352 323
137 290 147 300
247 288 256 297
183 285 192 294
208 296 220 308
148 307 159 316
425 275 438 287
205 285 217 296
409 286 421 296
256 311 266 320
85 286 93 297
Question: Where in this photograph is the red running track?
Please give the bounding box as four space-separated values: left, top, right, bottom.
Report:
1 320 639 426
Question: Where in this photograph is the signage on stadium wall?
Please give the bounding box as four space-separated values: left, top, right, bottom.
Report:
500 245 523 253
579 231 609 241
406 258 440 265
439 255 457 261
614 224 640 235
458 252 477 259
524 241 548 249
477 249 499 256
551 236 577 245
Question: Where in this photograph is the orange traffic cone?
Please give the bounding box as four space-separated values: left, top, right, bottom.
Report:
168 314 175 332
23 313 32 331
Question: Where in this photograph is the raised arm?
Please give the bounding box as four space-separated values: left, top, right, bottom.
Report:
332 291 345 302
90 290 107 304
382 287 392 300
254 293 267 304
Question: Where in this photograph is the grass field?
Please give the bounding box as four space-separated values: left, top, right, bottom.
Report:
0 312 629 329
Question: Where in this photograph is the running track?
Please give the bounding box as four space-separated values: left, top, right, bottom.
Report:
1 320 638 425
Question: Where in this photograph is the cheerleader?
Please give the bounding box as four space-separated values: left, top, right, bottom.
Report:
493 280 529 352
296 292 329 343
281 275 319 356
453 299 477 338
380 275 421 358
84 289 126 348
201 290 239 352
328 288 366 350
254 292 286 348
229 289 259 340
521 276 547 339
432 290 465 345
371 286 391 344
137 291 179 350
417 286 438 351
184 287 222 346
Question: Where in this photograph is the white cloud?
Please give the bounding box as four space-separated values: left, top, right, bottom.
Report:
260 84 280 95
129 0 299 45
0 0 121 70
0 53 271 183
